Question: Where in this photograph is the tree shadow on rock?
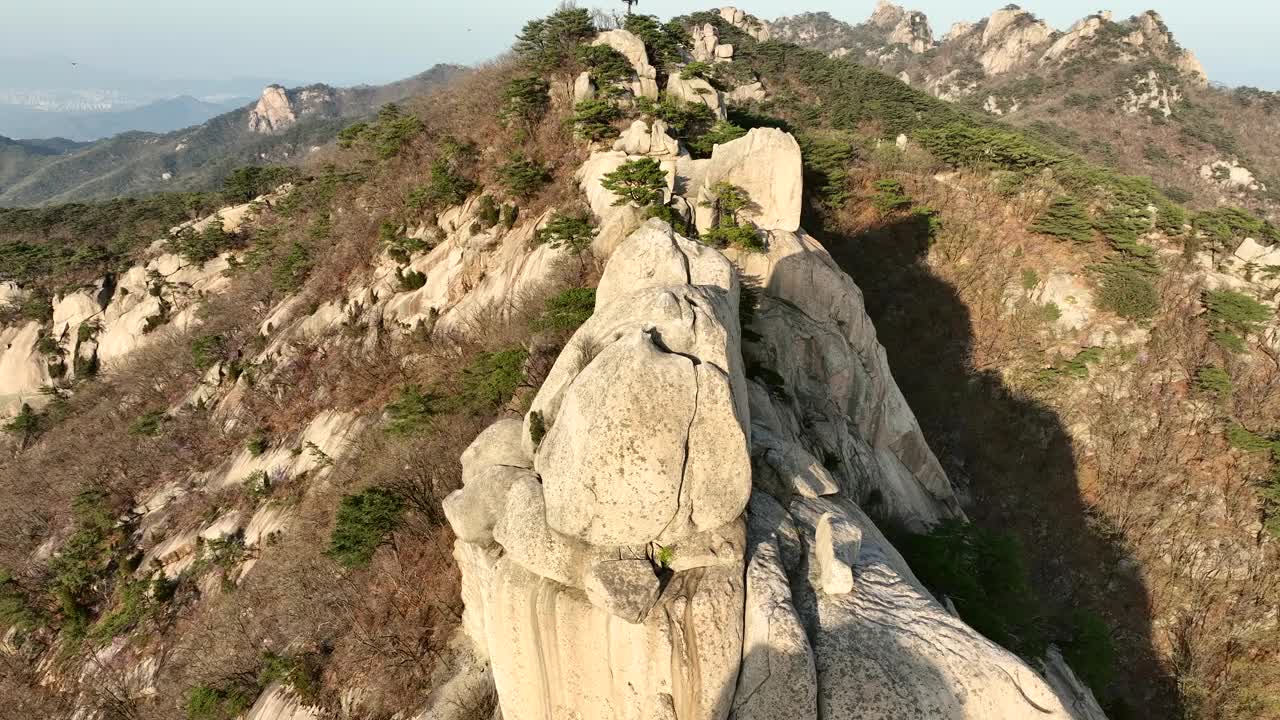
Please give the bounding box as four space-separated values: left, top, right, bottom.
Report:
810 210 1180 718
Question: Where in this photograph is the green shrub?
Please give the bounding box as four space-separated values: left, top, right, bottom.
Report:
797 131 858 208
384 384 441 436
1021 268 1040 290
699 182 764 251
500 75 551 128
244 469 272 497
1195 366 1232 398
702 223 765 251
0 291 53 325
891 519 1045 658
601 158 668 207
246 431 269 457
396 267 426 292
1035 302 1062 324
636 95 716 141
645 203 695 237
655 545 675 568
458 349 528 412
681 61 715 81
49 489 117 640
1062 609 1116 695
514 7 596 71
221 166 298 203
326 488 404 568
476 196 501 229
499 154 552 199
871 179 912 214
576 45 633 92
0 570 43 632
686 120 747 157
89 576 159 642
410 139 477 210
500 203 519 229
337 122 369 149
190 334 225 371
379 222 427 264
335 104 423 159
370 104 425 159
528 410 547 448
1203 289 1271 353
536 212 596 255
1193 207 1280 258
1031 196 1093 243
535 288 596 332
271 242 312 293
572 99 623 141
622 14 688 68
170 217 236 264
185 682 256 720
129 410 167 437
1093 262 1159 321
3 403 43 443
1095 206 1155 257
258 651 323 703
1225 424 1278 454
1037 347 1104 384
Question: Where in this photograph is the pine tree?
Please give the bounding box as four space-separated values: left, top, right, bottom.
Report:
600 158 668 207
1031 195 1093 243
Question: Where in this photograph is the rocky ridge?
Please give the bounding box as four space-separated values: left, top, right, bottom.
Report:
436 21 1107 719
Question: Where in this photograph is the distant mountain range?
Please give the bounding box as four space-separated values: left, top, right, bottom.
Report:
0 95 253 142
0 65 466 207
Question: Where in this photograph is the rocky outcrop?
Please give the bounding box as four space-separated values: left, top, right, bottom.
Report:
719 6 771 42
0 321 51 417
0 191 279 419
1122 69 1182 117
248 85 297 134
868 1 933 54
1200 158 1266 192
447 220 749 720
666 71 727 121
247 85 337 134
592 30 659 100
443 120 1099 719
978 8 1053 75
692 128 802 234
613 119 680 157
1041 14 1108 64
726 81 766 104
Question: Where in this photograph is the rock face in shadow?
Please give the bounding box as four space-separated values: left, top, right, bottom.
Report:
444 126 1105 719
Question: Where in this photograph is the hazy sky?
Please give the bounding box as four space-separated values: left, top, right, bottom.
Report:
2 0 1276 90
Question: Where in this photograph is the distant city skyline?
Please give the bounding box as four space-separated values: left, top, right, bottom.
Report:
1 0 1276 90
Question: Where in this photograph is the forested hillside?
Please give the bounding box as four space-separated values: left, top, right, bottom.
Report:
0 5 1277 720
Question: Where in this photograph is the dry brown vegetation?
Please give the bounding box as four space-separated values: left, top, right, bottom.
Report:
817 144 1280 718
0 45 599 718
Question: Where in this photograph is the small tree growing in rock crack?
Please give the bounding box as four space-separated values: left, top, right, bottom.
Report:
601 158 667 207
700 182 764 251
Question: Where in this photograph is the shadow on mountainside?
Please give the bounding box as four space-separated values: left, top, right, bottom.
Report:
811 210 1180 718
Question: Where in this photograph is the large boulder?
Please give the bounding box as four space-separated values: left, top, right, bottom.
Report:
694 129 803 234
247 85 296 134
0 321 52 417
612 119 680 157
533 301 748 546
978 8 1053 75
666 71 727 121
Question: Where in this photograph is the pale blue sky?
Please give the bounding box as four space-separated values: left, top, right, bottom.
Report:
2 1 1276 90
